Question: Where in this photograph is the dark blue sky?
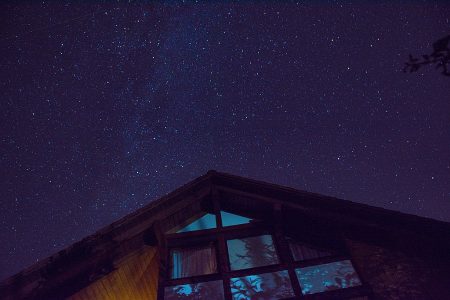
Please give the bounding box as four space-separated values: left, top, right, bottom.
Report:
1 2 449 280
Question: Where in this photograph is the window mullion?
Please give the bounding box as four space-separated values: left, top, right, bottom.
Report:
211 187 233 300
273 203 304 298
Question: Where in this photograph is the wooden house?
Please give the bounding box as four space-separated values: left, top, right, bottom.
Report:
1 170 450 299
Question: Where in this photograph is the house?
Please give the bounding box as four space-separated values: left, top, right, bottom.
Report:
1 170 450 299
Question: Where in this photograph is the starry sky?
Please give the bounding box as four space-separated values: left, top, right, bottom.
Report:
1 1 449 280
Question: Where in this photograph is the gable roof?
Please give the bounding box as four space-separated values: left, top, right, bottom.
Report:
2 170 450 299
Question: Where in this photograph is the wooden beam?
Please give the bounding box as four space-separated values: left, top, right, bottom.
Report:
115 189 210 242
272 203 304 298
211 186 233 300
165 222 266 246
153 221 167 300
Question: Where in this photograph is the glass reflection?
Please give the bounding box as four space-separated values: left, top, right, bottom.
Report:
177 213 216 233
295 260 362 294
164 280 224 300
227 235 279 270
221 211 252 227
230 271 295 300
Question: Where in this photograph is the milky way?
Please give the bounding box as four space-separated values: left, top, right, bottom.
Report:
1 2 449 280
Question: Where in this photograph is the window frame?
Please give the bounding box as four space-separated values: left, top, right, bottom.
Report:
158 204 372 300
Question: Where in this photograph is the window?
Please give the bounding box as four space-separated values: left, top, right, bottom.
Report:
177 213 217 233
160 207 368 300
175 211 252 233
230 270 295 300
227 235 279 270
295 260 362 295
221 211 252 227
170 244 217 279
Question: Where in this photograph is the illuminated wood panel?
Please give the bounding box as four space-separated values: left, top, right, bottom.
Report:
69 246 159 300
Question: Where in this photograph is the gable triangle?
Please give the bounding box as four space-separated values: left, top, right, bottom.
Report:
220 211 252 227
177 213 217 233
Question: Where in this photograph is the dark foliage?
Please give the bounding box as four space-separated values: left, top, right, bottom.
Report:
404 35 450 77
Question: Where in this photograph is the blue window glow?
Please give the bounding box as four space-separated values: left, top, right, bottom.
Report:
227 235 279 270
230 270 295 300
164 280 224 300
177 213 216 233
295 260 362 295
221 211 252 227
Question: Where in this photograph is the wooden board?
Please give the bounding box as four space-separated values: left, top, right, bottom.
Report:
68 246 159 300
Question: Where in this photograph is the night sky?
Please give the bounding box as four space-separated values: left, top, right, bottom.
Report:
1 2 449 280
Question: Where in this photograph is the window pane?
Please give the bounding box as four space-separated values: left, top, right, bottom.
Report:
230 270 295 300
227 235 279 271
177 213 216 233
164 280 224 300
295 260 362 295
171 245 217 279
221 211 252 227
287 238 332 261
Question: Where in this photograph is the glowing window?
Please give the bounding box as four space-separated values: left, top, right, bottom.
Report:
164 280 224 300
295 260 362 295
220 211 252 227
230 270 295 300
227 235 279 271
177 213 216 233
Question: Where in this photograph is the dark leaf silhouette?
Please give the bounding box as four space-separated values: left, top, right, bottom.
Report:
165 280 224 300
229 235 294 299
404 34 450 77
409 54 419 62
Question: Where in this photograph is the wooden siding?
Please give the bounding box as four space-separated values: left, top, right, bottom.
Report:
3 171 450 299
68 246 159 300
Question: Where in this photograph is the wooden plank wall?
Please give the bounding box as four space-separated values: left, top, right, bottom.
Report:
68 246 159 300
